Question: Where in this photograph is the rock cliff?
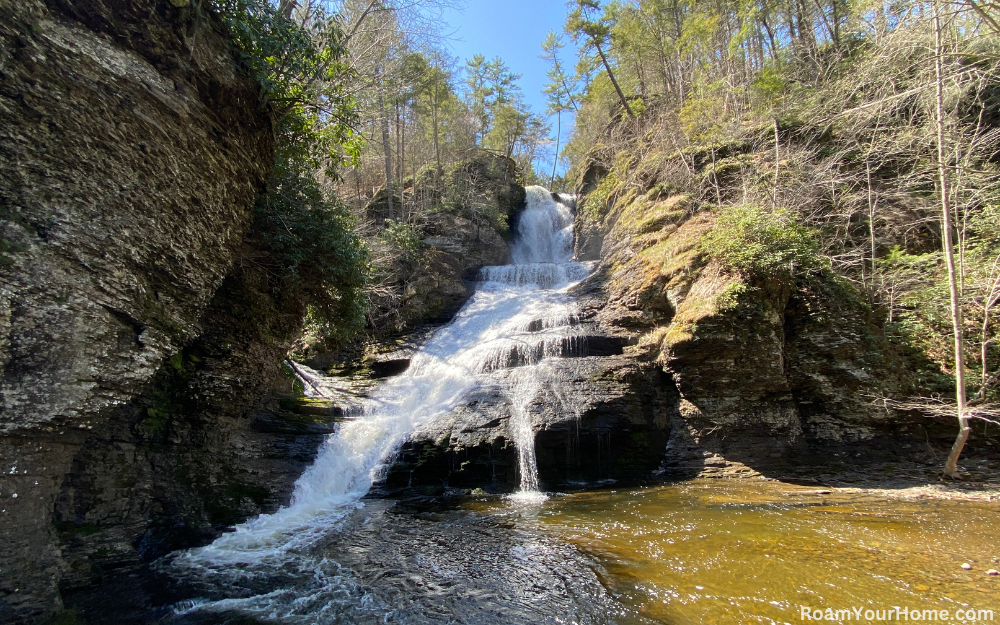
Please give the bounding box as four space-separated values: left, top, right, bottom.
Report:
371 141 989 496
0 1 278 620
571 141 978 477
382 285 674 493
367 194 677 495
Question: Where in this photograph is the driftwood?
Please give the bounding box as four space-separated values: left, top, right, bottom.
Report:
284 358 331 399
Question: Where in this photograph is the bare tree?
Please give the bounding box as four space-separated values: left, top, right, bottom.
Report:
934 2 969 478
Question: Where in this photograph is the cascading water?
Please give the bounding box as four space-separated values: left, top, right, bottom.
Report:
167 186 593 621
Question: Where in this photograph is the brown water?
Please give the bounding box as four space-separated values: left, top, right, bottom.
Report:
466 480 1000 624
152 478 999 625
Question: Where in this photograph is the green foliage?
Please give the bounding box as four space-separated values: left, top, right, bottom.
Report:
566 0 613 46
465 54 493 141
701 205 823 279
211 1 369 342
752 65 788 110
254 122 368 334
280 360 307 395
211 0 361 167
715 281 750 311
628 96 647 117
970 202 1000 248
168 350 201 375
380 220 425 262
541 31 580 115
580 170 619 222
646 181 684 201
679 81 734 143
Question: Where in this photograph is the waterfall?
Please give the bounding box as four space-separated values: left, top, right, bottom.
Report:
511 186 575 265
506 361 552 500
172 185 587 576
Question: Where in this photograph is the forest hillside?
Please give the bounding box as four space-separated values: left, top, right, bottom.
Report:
555 0 1000 476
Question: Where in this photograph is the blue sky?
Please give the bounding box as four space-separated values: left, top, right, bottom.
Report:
439 1 578 176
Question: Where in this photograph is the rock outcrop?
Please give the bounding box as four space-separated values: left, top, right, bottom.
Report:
571 146 964 476
381 281 674 493
0 1 277 620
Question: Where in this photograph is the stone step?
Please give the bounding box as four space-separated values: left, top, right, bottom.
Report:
477 334 637 373
276 396 361 419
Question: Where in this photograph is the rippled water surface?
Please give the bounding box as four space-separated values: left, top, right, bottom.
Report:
462 479 1000 624
158 479 1000 624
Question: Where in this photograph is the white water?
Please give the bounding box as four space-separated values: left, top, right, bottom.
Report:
170 186 589 604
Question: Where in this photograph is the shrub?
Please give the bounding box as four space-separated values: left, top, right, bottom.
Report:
254 124 368 336
212 0 369 340
700 204 822 279
380 221 425 263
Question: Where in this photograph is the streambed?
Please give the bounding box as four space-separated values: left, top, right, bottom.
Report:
465 479 1000 624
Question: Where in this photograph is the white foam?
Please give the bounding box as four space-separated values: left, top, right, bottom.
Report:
171 185 587 616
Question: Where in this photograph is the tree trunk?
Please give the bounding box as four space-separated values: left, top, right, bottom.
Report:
866 160 877 280
277 0 297 19
760 12 778 59
378 87 394 220
432 86 443 185
400 102 407 220
594 39 634 118
982 259 1000 392
710 144 721 204
936 3 969 478
395 100 403 218
773 117 780 207
550 109 561 188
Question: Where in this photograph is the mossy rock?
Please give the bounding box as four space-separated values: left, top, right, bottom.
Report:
616 194 691 235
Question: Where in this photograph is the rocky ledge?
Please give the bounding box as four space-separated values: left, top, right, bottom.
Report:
0 1 283 621
381 280 674 493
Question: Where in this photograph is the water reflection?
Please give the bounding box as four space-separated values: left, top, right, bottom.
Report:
164 480 999 624
465 480 1000 625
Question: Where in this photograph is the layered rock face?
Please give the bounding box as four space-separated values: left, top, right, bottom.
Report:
382 282 674 493
402 209 511 325
393 154 523 325
367 192 675 494
0 1 274 620
574 159 947 475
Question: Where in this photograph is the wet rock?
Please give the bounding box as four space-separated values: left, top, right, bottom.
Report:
567 163 971 475
382 348 675 492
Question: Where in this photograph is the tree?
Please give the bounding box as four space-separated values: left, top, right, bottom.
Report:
408 52 454 184
485 103 528 160
566 0 634 117
378 67 395 218
465 54 493 143
936 2 969 478
541 31 580 187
